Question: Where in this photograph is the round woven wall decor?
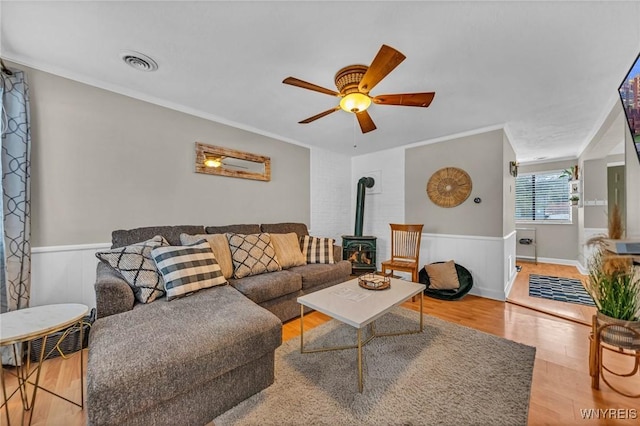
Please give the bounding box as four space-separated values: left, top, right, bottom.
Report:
426 167 472 208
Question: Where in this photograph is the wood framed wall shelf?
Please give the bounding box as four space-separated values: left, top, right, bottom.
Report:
195 142 271 182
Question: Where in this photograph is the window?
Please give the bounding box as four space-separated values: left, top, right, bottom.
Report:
515 170 571 222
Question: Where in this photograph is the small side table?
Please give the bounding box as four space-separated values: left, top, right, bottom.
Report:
0 303 88 426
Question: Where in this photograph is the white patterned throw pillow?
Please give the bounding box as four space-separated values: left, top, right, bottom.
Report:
300 235 335 264
95 235 169 304
226 233 282 279
151 240 227 301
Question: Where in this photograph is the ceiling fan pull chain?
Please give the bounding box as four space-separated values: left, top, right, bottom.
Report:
353 114 358 149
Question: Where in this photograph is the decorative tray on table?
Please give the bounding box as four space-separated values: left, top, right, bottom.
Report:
358 273 391 290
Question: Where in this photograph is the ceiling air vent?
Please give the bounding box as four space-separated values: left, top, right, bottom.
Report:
120 50 158 72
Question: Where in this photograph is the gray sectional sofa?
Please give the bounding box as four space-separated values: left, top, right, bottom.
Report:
87 223 351 426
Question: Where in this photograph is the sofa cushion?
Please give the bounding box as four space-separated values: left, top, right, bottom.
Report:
180 233 234 279
289 261 352 290
301 235 335 264
87 285 281 423
227 233 281 279
206 224 260 235
270 233 306 269
96 235 169 304
151 241 227 300
228 270 302 304
112 225 204 248
260 223 309 240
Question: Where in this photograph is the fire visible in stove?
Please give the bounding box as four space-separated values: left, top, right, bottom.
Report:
346 248 373 265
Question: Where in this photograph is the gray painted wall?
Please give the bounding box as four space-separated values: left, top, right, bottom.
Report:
583 158 608 229
518 159 576 175
517 223 579 260
503 133 516 236
405 129 505 238
24 65 310 246
516 159 579 260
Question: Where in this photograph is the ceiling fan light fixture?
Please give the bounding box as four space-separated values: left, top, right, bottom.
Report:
339 92 371 113
204 157 222 168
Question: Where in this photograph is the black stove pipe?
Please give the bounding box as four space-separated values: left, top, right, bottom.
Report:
354 177 375 237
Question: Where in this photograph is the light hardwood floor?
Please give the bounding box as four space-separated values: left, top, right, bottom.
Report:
507 261 596 326
3 268 639 425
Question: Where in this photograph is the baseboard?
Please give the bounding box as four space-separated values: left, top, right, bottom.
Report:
503 268 518 298
516 256 587 275
575 262 589 275
469 286 505 302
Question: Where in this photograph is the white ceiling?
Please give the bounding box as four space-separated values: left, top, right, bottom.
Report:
2 1 639 160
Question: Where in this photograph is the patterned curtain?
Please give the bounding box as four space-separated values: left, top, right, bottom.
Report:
0 66 31 315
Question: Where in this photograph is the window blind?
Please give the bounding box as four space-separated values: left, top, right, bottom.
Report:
515 170 571 221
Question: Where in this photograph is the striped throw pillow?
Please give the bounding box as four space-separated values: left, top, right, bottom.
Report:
300 235 335 264
151 241 227 301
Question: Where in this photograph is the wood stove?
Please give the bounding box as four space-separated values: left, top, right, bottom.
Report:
342 177 377 275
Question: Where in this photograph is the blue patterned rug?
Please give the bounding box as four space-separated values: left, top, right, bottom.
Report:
528 274 596 307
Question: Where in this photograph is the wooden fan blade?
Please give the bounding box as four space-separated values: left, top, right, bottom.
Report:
299 106 341 124
358 45 406 94
372 92 436 107
283 77 340 97
355 110 377 133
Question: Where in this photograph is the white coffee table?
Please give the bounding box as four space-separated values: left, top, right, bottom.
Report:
0 303 89 426
297 277 425 392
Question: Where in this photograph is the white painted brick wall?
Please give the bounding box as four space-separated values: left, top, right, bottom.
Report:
352 147 406 270
310 147 352 242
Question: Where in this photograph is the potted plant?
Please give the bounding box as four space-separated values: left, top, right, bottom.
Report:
585 204 640 395
560 165 579 181
585 204 639 323
586 250 639 322
569 195 580 206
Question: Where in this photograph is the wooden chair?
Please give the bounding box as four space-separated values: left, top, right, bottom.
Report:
381 224 424 282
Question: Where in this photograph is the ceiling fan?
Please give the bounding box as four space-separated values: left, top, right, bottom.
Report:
282 44 435 134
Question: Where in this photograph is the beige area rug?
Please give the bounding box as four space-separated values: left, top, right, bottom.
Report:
215 308 536 426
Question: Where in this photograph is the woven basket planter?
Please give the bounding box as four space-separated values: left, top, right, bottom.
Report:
596 311 640 350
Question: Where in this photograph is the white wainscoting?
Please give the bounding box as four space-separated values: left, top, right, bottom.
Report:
503 231 517 297
421 232 515 301
31 243 111 309
33 231 518 308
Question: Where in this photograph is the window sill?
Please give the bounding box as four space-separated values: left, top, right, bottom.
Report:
516 220 573 225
